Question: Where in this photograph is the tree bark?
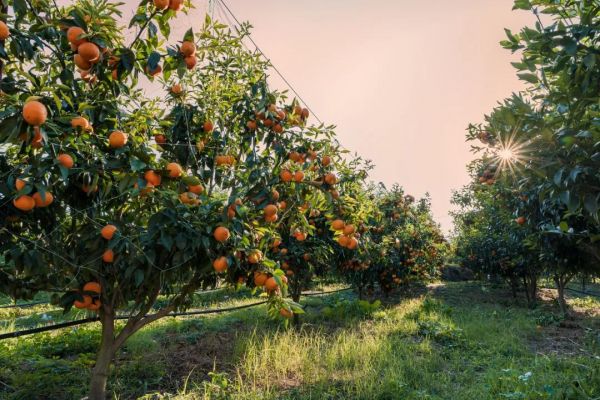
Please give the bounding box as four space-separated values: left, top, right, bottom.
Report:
89 308 116 400
553 273 571 317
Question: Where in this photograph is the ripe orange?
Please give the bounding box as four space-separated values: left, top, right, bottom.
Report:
166 162 183 178
294 170 304 182
0 21 9 40
271 238 281 248
273 124 283 134
74 295 92 309
32 192 53 207
247 120 257 130
188 184 204 194
169 0 184 11
144 170 162 186
516 216 526 225
280 170 292 183
71 116 90 130
263 119 273 128
171 84 183 95
108 131 127 148
271 189 280 201
57 154 74 169
67 26 86 46
87 300 102 311
280 308 293 318
214 226 230 242
347 237 359 250
324 173 337 185
23 100 47 126
331 219 345 231
101 224 117 240
13 195 35 211
330 190 340 200
264 204 278 216
184 55 197 70
15 179 26 191
181 41 196 57
203 120 214 132
102 249 114 263
213 257 228 273
278 200 287 210
155 134 167 146
301 108 309 119
74 54 91 70
247 250 262 264
264 277 278 292
83 282 101 293
322 155 331 166
154 0 169 9
294 231 307 241
77 42 100 63
254 272 268 287
343 224 355 235
146 64 162 76
338 235 350 247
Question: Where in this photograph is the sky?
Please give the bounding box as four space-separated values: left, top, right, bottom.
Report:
118 0 536 233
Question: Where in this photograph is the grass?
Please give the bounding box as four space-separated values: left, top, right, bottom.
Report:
0 282 598 399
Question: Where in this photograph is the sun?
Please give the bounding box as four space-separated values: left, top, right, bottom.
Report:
499 148 515 161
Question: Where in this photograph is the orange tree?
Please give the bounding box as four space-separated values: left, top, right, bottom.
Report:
0 1 344 398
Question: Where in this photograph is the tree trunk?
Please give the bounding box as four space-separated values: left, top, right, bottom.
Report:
509 276 518 299
553 273 570 317
89 309 116 400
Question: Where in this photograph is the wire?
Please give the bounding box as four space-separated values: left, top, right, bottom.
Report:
215 0 323 125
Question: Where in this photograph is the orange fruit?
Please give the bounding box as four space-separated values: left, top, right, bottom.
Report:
102 249 114 263
213 226 230 242
154 0 169 9
271 189 280 201
32 192 53 207
188 184 204 194
67 26 86 46
144 170 162 186
516 216 526 225
322 155 331 166
324 173 337 185
77 42 100 63
101 224 117 240
273 124 283 134
146 64 162 76
247 120 257 130
280 170 292 183
347 237 359 250
23 101 47 126
166 162 183 178
278 201 287 210
171 84 183 95
15 179 26 191
263 118 273 128
265 213 278 223
294 170 304 183
213 257 229 273
57 154 74 169
294 231 307 241
74 295 92 309
109 131 127 148
155 134 167 146
280 308 293 318
247 250 262 264
87 300 102 311
203 120 214 132
71 116 90 130
13 195 35 211
301 108 309 119
338 235 350 247
0 21 9 40
264 277 278 292
74 54 91 70
331 219 345 231
264 204 278 216
169 0 184 11
254 272 268 287
181 41 196 57
343 224 355 235
330 189 340 199
83 282 101 293
184 55 197 70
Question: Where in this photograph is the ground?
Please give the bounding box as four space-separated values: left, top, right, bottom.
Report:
0 281 598 399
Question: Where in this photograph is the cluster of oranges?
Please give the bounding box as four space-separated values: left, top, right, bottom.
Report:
66 26 103 83
253 271 287 294
248 104 287 133
73 282 102 311
153 0 184 12
215 155 236 167
263 204 279 223
12 179 54 211
100 224 117 263
331 219 359 250
478 166 497 185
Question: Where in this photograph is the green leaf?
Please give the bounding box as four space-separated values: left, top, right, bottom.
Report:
517 73 538 84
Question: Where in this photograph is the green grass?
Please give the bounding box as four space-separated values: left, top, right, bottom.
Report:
0 282 598 399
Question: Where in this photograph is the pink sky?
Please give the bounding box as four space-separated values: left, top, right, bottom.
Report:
90 0 536 232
